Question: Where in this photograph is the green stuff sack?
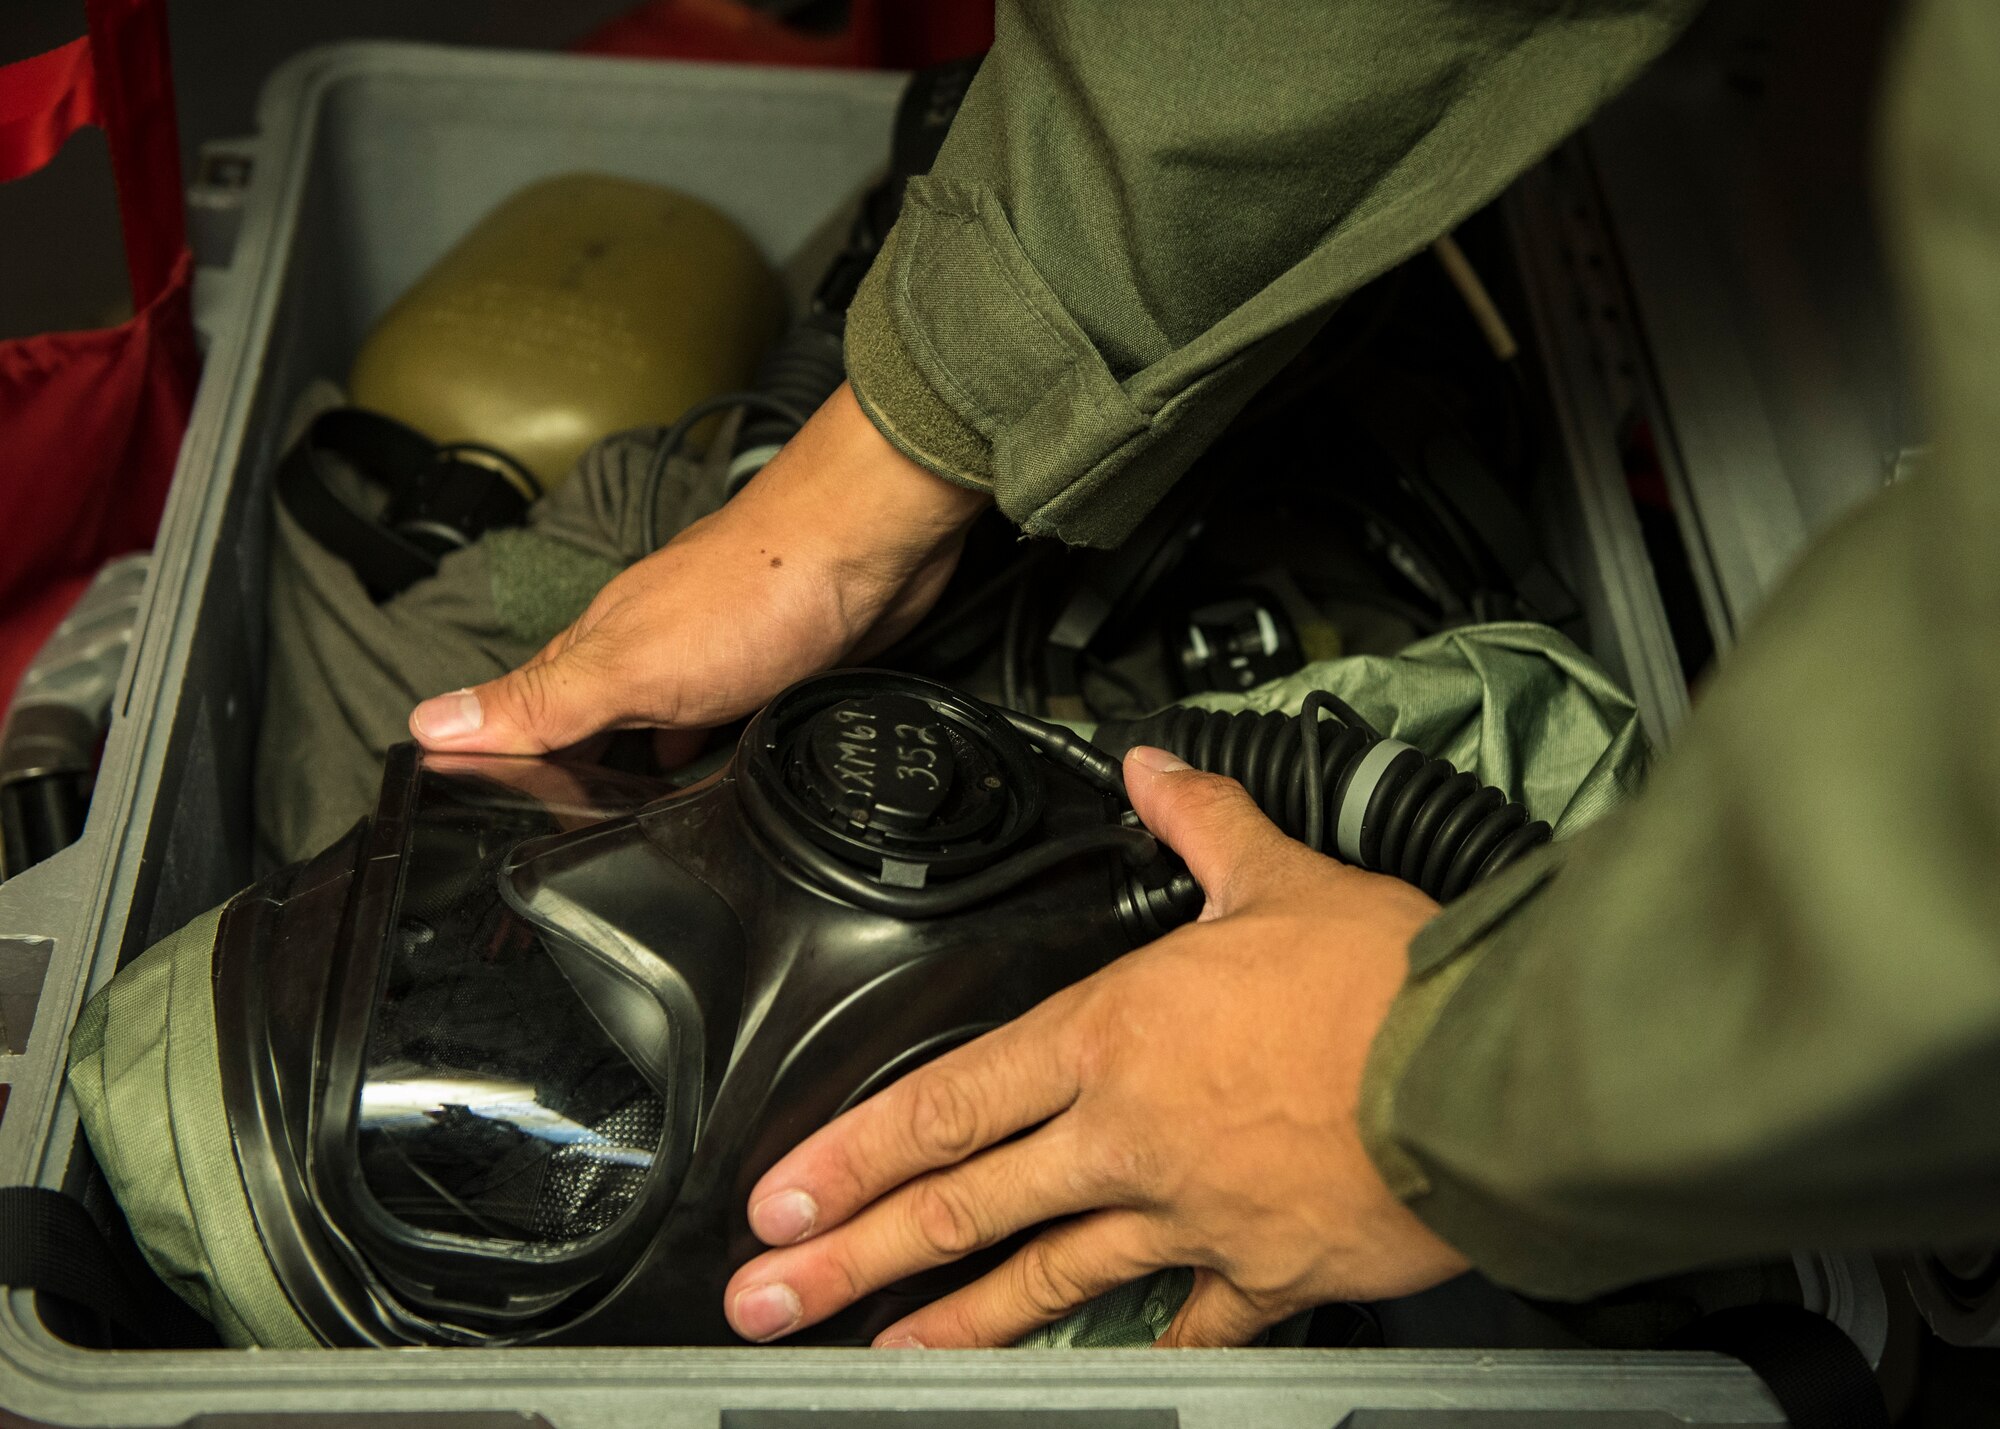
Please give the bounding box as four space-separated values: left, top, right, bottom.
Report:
66 908 317 1348
1175 622 1649 840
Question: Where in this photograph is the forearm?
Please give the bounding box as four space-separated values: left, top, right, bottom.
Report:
847 0 1704 546
737 383 989 579
1358 0 2000 1300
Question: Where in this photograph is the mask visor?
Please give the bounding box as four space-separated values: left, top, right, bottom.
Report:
316 749 692 1334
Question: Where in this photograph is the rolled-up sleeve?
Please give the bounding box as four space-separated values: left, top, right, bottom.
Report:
846 0 1702 546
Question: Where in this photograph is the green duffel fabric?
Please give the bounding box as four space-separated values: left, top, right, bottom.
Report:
66 908 317 1348
68 622 1643 1350
1022 1270 1195 1349
1174 623 1647 839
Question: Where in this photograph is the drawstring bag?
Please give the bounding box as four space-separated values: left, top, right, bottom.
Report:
0 0 198 708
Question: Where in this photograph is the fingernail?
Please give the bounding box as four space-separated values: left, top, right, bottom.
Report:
1127 745 1190 774
731 1282 803 1342
875 1334 927 1350
750 1189 818 1245
413 690 483 742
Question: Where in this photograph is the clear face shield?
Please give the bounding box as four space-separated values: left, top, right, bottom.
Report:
348 755 679 1258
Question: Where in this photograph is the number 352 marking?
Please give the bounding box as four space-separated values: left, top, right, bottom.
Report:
894 723 942 788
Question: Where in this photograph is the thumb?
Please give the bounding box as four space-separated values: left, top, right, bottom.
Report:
1123 746 1296 915
410 639 623 755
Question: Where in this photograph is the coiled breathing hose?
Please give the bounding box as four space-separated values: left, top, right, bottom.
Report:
1093 692 1551 903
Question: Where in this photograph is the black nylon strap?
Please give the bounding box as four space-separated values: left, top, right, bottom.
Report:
0 1186 211 1348
275 407 529 603
1674 1304 1890 1429
275 408 451 600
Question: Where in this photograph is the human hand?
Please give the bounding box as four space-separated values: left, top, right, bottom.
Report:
409 383 989 755
722 747 1470 1348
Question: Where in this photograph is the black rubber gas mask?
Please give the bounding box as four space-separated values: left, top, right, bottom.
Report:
210 670 1546 1346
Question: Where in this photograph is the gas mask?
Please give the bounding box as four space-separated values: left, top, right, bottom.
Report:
183 670 1549 1345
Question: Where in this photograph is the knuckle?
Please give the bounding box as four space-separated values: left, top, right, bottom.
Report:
905 1068 985 1161
1222 1256 1306 1307
815 1145 875 1218
908 1176 989 1259
1189 772 1250 812
818 1243 870 1308
1064 979 1126 1085
505 660 562 732
1014 1237 1086 1320
1089 1131 1158 1196
1161 770 1236 821
1210 773 1249 801
1176 778 1259 843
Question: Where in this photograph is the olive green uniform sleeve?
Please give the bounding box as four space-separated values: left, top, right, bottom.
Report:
1360 0 2000 1300
844 0 1703 547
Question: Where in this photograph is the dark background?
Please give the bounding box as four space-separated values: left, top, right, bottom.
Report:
0 1 638 340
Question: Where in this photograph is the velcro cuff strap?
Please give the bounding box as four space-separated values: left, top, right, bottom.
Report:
887 179 1147 518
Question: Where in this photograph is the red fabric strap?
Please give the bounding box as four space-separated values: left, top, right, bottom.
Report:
0 0 186 308
85 0 187 308
0 37 102 185
0 0 195 710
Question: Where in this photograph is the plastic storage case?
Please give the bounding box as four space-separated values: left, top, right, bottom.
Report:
0 42 1774 1426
